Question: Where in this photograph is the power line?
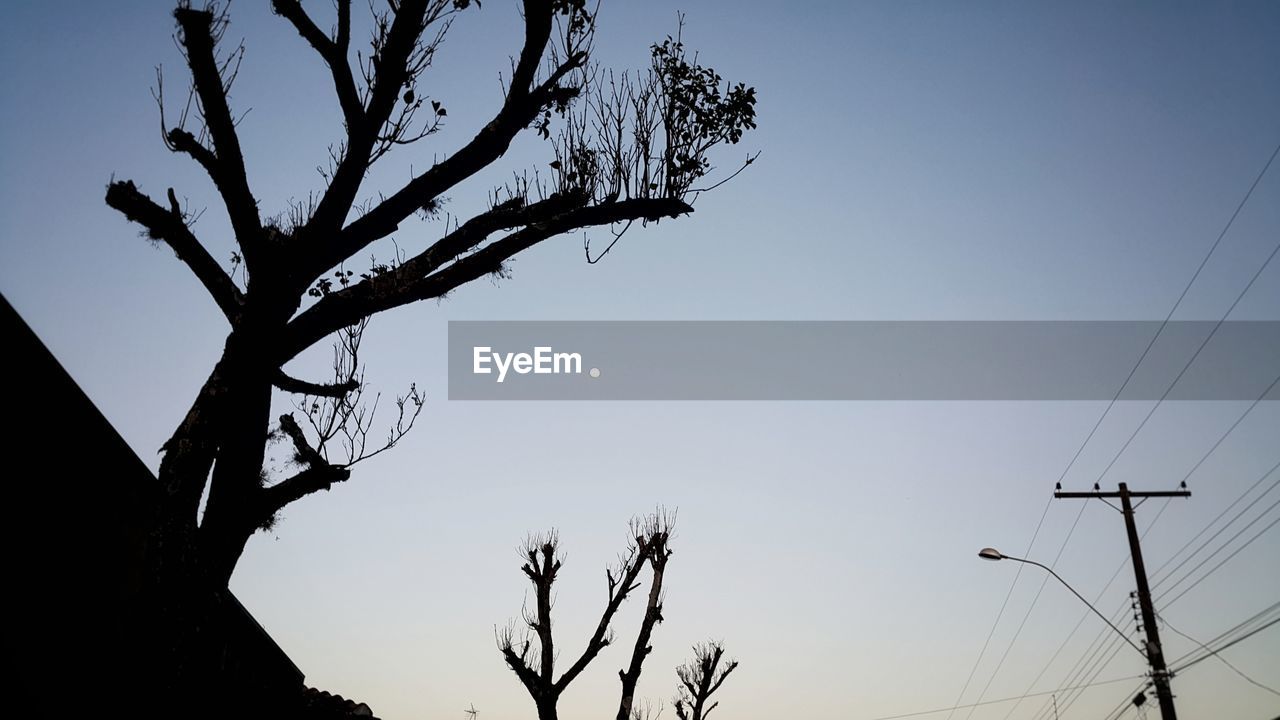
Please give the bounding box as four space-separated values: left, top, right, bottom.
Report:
1157 487 1280 602
960 503 1091 720
1062 138 1280 494
1027 623 1117 720
1202 140 1280 271
1016 501 1173 720
1054 588 1176 720
1051 631 1132 719
1024 456 1274 712
1170 599 1280 666
1101 680 1152 720
1039 151 1280 712
1037 373 1280 718
1025 457 1278 720
1158 611 1280 697
864 674 1146 720
1152 460 1280 594
961 137 1280 720
1023 513 1171 720
1090 234 1280 489
1079 137 1280 492
1161 510 1280 609
1021 138 1280 720
1033 605 1137 720
1052 484 1190 718
1006 562 1130 720
1171 616 1280 675
1021 576 1136 720
1151 454 1280 591
943 498 1053 720
1167 372 1280 490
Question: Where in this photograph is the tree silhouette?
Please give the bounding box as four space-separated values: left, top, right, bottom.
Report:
498 511 674 720
104 0 755 706
673 641 739 720
105 0 754 590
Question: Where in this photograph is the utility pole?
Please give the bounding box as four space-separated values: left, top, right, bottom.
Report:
1054 482 1190 720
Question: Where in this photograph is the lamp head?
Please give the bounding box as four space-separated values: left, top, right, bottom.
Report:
978 548 1005 561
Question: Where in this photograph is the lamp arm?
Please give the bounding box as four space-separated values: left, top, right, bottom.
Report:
1009 556 1146 658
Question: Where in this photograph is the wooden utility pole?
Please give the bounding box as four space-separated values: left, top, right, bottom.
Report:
1054 482 1190 720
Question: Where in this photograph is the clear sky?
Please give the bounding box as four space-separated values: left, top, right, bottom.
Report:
2 2 1279 719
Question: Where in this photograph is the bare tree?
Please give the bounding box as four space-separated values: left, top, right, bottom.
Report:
673 642 740 720
629 699 665 720
103 2 755 709
104 0 755 672
617 512 675 720
498 512 675 720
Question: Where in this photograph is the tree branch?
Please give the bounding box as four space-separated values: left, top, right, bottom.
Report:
278 412 326 467
280 196 691 362
531 538 558 683
617 514 673 720
674 642 739 720
272 370 359 398
381 190 588 283
555 538 649 693
155 362 234 520
301 0 440 237
173 7 263 262
299 0 573 277
105 180 245 323
259 464 351 519
258 412 352 522
165 127 219 178
271 0 363 130
501 641 544 692
707 661 738 697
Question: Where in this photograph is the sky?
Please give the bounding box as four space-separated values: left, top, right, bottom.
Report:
2 1 1279 719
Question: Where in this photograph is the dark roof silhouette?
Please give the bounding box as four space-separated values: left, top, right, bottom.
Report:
4 294 375 719
303 688 380 719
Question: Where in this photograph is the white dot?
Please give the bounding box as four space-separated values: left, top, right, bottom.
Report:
589 367 601 378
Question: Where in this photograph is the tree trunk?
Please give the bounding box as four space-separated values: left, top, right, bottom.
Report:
536 694 559 720
132 504 226 717
134 315 282 711
198 311 286 585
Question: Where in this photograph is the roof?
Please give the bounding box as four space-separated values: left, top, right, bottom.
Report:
4 293 376 719
302 688 380 719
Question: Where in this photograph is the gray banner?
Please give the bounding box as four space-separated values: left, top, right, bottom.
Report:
447 321 1280 401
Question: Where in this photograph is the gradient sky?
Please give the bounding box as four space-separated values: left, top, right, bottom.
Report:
2 2 1279 719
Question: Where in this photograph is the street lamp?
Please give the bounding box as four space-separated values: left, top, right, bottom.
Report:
977 547 1145 657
